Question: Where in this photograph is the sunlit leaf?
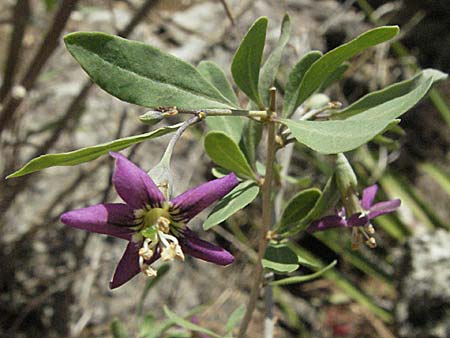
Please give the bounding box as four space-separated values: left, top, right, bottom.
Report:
65 32 236 109
204 131 256 180
203 181 259 230
231 17 268 107
7 124 181 178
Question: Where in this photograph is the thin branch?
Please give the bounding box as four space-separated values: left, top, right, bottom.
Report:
219 0 235 26
237 88 277 338
0 0 160 222
0 0 79 133
0 0 30 102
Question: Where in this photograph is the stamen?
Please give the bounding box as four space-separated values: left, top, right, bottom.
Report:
365 223 375 235
141 264 157 278
156 216 171 233
365 237 377 248
139 247 154 261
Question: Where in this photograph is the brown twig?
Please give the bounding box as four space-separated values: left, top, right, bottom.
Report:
0 0 30 102
237 88 277 338
0 0 160 224
0 0 79 133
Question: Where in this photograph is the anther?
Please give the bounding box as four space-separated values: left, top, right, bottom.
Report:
142 265 157 278
366 237 377 248
365 224 375 235
157 216 171 233
139 247 154 261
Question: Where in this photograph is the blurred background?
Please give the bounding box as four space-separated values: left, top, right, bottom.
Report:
0 0 449 337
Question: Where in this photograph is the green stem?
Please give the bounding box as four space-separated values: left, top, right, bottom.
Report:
237 88 277 338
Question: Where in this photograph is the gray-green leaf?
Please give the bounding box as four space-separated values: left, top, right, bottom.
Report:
262 242 299 273
64 32 236 110
259 13 291 106
225 305 246 332
279 188 321 230
203 181 259 230
294 26 399 109
231 17 268 108
204 131 256 180
198 60 239 106
163 306 221 338
281 68 446 154
333 69 447 119
282 51 322 117
7 124 181 178
270 260 337 286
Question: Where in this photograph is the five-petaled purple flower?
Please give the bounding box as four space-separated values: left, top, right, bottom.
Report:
307 184 401 236
61 152 239 289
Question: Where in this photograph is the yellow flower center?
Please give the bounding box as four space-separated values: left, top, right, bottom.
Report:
143 208 171 228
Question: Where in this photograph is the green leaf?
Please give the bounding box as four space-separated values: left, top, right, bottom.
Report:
203 181 259 230
138 314 157 337
282 51 322 117
205 116 244 144
231 17 268 107
7 124 181 178
295 26 400 108
318 62 349 92
240 119 263 167
163 306 221 338
281 175 339 236
270 260 337 285
279 188 321 230
198 60 239 106
281 69 446 154
420 163 450 196
225 305 246 332
111 318 129 338
262 242 299 273
204 131 256 180
334 69 448 119
259 13 291 105
64 32 236 110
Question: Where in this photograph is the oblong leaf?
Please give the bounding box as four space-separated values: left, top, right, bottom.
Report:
64 32 236 110
282 51 322 117
7 124 181 178
204 131 256 180
334 69 447 119
225 305 246 332
231 17 268 107
163 306 221 338
259 13 291 105
198 60 239 106
295 26 399 108
203 181 259 230
262 242 299 273
281 69 447 154
279 188 321 230
270 260 337 286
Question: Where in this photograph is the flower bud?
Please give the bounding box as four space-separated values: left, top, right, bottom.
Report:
139 110 165 125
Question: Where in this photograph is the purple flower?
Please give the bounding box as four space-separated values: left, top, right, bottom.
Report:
61 152 239 289
307 184 401 234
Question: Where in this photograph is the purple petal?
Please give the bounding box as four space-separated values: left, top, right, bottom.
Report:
110 152 165 209
170 173 239 223
179 228 234 266
110 241 141 289
60 203 136 240
307 215 347 233
368 199 401 219
361 185 378 210
347 213 369 227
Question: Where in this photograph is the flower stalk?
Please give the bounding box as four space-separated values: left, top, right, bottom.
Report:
238 88 277 338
